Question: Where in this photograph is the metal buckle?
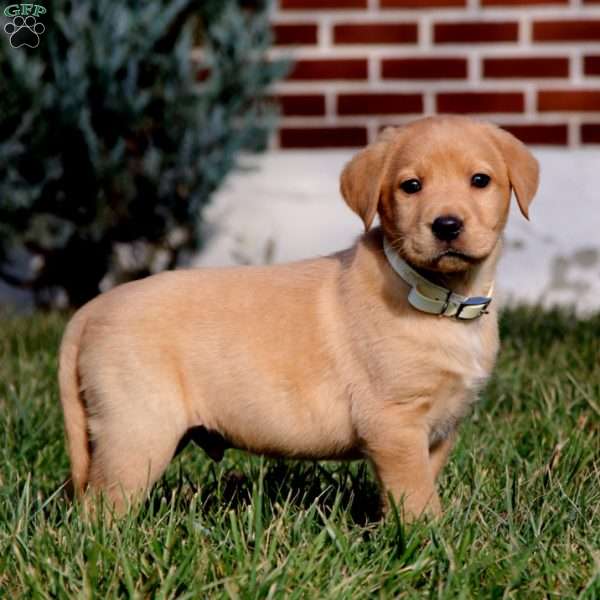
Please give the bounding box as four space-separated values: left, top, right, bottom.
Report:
455 296 492 320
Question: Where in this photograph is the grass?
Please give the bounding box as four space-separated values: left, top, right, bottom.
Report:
0 308 599 598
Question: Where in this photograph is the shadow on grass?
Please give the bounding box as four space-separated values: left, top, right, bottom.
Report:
151 449 383 526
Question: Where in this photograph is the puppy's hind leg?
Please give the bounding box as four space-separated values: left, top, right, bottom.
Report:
84 387 188 516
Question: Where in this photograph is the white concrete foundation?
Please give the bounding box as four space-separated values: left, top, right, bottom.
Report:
196 148 600 315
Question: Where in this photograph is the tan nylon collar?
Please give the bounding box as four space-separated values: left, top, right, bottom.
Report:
382 238 493 320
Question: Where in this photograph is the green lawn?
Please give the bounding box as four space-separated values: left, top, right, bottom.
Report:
1 308 599 598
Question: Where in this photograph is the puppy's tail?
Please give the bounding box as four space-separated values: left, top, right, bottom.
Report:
58 306 91 496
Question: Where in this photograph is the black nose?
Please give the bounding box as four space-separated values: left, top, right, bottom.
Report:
431 215 463 241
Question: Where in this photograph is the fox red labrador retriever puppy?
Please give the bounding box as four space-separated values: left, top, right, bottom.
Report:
59 115 539 518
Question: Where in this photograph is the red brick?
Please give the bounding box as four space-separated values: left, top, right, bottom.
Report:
538 90 600 111
483 57 569 78
584 56 600 76
482 0 567 5
334 23 417 44
277 94 326 116
381 0 464 7
581 123 600 143
382 57 467 79
273 24 318 45
501 124 568 145
337 93 423 115
279 127 367 148
280 0 366 8
437 92 524 113
533 21 600 42
435 22 519 44
288 59 368 80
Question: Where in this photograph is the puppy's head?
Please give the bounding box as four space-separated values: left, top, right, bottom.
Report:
340 116 539 273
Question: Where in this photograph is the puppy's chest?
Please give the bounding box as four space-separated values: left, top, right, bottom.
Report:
426 323 497 445
374 318 498 445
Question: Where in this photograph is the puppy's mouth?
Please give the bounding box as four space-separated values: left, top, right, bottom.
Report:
436 249 480 264
426 248 486 273
394 234 491 273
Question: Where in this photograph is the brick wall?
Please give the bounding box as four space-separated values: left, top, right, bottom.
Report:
270 0 600 148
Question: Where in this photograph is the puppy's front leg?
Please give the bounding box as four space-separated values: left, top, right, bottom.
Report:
430 432 456 481
365 419 440 520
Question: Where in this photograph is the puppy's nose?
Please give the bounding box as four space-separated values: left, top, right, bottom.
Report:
431 215 463 241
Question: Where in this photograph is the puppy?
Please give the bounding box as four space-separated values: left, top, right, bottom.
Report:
59 115 539 519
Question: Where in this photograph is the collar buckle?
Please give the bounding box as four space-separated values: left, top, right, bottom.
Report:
455 296 493 320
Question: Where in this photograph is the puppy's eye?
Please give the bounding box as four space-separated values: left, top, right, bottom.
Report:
471 173 491 188
399 179 422 194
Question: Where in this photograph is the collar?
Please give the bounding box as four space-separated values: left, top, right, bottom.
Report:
382 237 493 320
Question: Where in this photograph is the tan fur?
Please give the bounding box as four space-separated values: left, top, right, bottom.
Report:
58 116 539 519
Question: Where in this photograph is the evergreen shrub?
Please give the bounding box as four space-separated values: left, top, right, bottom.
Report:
0 0 286 307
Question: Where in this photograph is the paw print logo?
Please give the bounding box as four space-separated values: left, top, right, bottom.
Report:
4 15 45 48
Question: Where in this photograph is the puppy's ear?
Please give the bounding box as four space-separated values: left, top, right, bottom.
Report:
490 126 540 220
340 131 395 230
